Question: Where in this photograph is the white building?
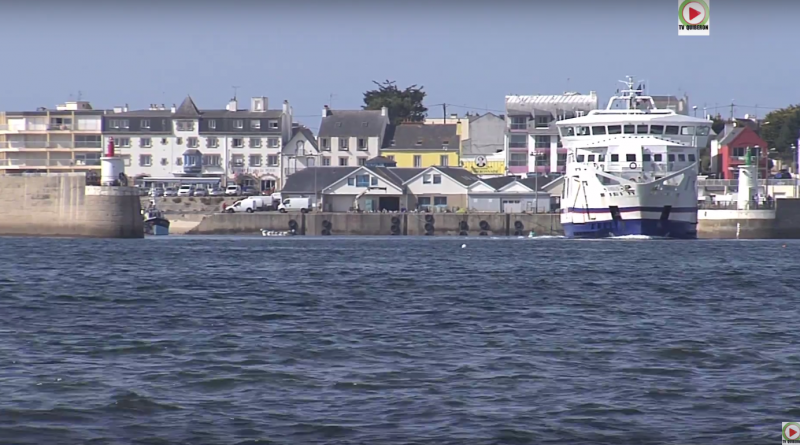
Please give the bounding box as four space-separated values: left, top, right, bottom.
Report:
317 106 390 167
102 96 294 190
0 101 105 178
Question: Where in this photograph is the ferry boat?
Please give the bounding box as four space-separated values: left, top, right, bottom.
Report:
557 77 713 239
143 195 170 236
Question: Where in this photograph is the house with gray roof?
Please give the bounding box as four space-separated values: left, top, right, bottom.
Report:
381 123 460 168
281 160 548 213
317 105 390 168
102 95 294 191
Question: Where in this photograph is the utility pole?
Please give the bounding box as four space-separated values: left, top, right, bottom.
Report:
729 100 735 121
442 103 447 123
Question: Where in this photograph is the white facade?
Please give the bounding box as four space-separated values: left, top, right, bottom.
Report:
322 167 403 211
319 136 381 167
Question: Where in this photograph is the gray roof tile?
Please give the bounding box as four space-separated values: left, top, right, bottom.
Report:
385 124 459 150
318 110 388 138
175 96 201 116
282 167 358 193
432 167 481 186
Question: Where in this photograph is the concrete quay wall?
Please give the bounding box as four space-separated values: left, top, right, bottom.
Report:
140 196 238 214
188 212 563 236
0 173 143 238
698 199 800 239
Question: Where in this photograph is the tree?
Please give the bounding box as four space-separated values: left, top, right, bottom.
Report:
762 105 800 160
362 80 427 125
711 114 726 135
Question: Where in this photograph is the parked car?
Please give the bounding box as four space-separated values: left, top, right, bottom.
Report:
208 188 225 196
149 188 164 197
177 185 194 197
242 187 258 196
225 185 241 196
193 187 208 196
164 187 178 197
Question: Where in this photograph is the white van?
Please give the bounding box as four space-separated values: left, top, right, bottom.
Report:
225 184 241 196
278 197 312 213
226 197 259 213
177 184 194 196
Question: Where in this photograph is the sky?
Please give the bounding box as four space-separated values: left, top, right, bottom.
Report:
1 0 797 133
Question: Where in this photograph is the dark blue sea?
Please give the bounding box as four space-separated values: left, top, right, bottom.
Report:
0 235 797 444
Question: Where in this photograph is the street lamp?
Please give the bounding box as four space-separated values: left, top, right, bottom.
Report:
692 105 698 117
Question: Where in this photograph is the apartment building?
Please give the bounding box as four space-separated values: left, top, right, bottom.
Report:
317 106 390 167
102 96 294 190
505 92 599 176
0 101 106 176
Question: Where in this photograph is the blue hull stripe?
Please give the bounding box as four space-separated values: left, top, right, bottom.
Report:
563 218 697 239
566 206 697 214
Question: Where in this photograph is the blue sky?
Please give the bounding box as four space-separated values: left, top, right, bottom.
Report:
1 1 795 132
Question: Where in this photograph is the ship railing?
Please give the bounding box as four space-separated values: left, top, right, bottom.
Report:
698 201 776 210
699 179 800 187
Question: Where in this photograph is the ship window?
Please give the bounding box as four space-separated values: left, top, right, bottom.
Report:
668 154 676 162
588 154 595 162
561 127 575 137
610 154 619 162
650 125 664 135
688 154 696 162
623 125 636 134
626 154 636 162
577 126 590 136
665 125 680 135
678 154 686 162
654 154 663 161
696 126 711 136
577 154 585 162
608 125 622 134
636 125 649 134
591 126 606 135
598 154 605 162
681 126 695 135
643 153 652 161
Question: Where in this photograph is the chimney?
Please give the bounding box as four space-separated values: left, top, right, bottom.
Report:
227 98 237 112
449 113 457 119
589 91 597 97
283 99 289 114
123 103 128 113
170 104 176 113
323 105 330 117
381 106 388 117
161 104 165 110
250 97 267 112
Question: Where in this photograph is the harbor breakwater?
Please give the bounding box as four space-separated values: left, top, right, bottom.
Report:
0 173 143 238
188 212 563 237
698 198 800 239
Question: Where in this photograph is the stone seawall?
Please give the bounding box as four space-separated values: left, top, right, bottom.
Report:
0 173 143 238
698 199 800 239
140 196 238 214
187 212 563 236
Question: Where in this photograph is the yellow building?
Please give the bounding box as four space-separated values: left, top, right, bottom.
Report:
380 123 460 168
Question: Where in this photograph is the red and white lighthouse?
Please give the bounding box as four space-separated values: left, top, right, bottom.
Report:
101 136 125 186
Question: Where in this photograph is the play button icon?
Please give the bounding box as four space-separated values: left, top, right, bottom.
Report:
784 423 800 440
681 1 707 25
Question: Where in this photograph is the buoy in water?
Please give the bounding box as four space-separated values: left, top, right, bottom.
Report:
461 244 466 249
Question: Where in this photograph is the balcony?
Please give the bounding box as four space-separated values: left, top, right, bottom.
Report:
0 159 99 168
0 141 102 150
47 123 74 131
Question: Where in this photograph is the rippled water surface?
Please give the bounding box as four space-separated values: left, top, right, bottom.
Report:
1 236 798 444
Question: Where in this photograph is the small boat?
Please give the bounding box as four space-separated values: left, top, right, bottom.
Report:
261 229 296 237
143 194 170 236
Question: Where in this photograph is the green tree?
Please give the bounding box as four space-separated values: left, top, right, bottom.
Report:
363 80 428 125
711 114 726 135
762 105 800 160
